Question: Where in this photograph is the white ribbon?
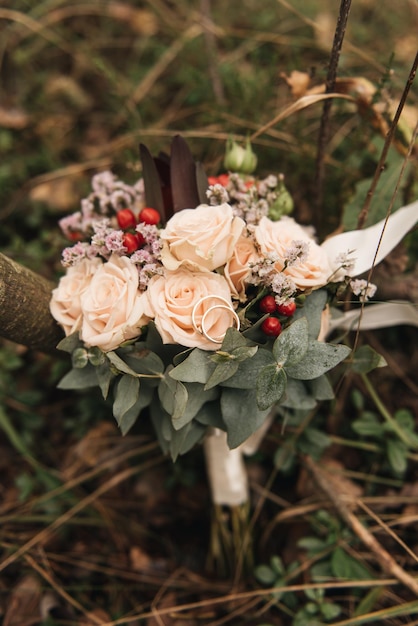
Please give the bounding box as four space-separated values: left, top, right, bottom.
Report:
321 200 418 278
204 428 248 506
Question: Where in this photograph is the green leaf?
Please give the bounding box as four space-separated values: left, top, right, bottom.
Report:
220 388 270 448
298 537 328 554
193 401 226 430
256 365 287 410
281 378 316 410
386 439 408 475
309 375 335 401
351 412 382 438
113 375 140 435
122 349 165 378
394 409 415 432
106 351 141 377
331 546 371 581
272 317 309 366
220 349 275 389
150 400 207 460
56 332 82 353
158 370 188 423
320 602 341 620
304 426 331 450
169 348 216 383
173 383 218 430
254 565 276 585
293 289 328 339
285 341 350 380
221 326 252 351
57 365 99 390
351 345 387 373
96 362 114 399
274 445 296 473
204 360 239 390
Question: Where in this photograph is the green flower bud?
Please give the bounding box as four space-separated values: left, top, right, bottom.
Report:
223 137 257 175
268 177 294 221
88 347 106 366
72 347 89 369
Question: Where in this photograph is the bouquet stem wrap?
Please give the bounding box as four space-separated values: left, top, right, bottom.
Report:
204 428 248 506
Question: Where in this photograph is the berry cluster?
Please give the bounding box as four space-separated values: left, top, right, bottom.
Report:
117 207 160 254
259 294 296 337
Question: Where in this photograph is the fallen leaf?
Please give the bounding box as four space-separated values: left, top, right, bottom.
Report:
3 575 42 626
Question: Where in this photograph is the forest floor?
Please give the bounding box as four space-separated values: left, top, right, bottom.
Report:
1 1 418 624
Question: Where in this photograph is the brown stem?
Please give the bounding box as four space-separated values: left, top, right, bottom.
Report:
357 50 418 229
314 0 352 221
0 253 63 353
305 455 418 596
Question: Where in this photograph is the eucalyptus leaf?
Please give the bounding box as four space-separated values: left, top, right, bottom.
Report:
220 349 275 389
221 388 271 448
158 370 188 421
256 364 287 410
281 378 316 410
221 326 253 351
285 341 350 380
117 382 155 435
171 382 218 430
123 349 164 375
293 289 328 339
106 351 141 377
309 375 335 401
204 360 239 390
273 317 308 366
56 332 82 354
113 375 140 428
169 348 216 383
57 365 99 390
96 362 114 399
168 420 207 461
194 401 226 430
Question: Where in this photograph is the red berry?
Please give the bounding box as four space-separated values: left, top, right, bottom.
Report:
208 176 219 186
276 301 297 317
123 232 140 254
117 208 137 230
261 317 282 337
138 207 160 225
217 174 230 187
135 231 145 247
259 295 277 314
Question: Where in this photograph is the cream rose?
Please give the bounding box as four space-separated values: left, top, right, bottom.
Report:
254 216 332 289
145 269 237 350
224 235 259 301
160 203 245 272
50 258 102 336
80 254 149 352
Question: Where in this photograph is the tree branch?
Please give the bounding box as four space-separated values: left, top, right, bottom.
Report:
0 253 63 353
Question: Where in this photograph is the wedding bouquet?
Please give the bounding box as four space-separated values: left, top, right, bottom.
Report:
49 136 417 466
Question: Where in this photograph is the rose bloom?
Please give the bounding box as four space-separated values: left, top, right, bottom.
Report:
224 235 259 301
160 203 244 272
145 269 236 350
50 258 102 336
254 216 332 289
80 254 149 352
